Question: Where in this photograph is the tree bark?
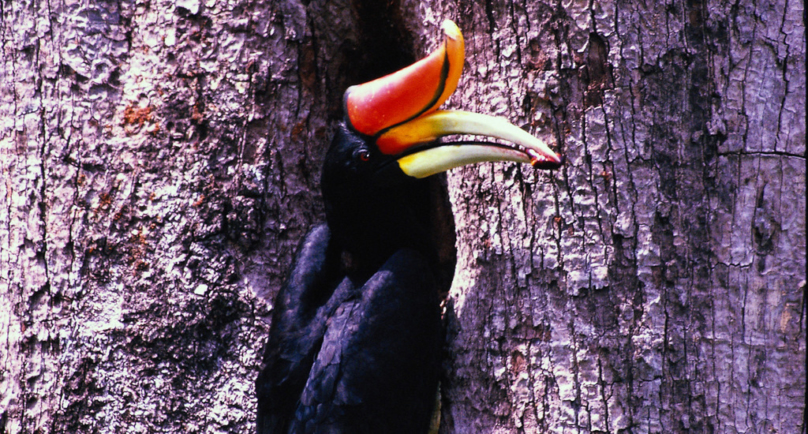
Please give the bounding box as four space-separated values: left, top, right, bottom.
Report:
437 2 806 433
0 1 803 434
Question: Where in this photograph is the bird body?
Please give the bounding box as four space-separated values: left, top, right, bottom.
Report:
257 225 442 433
257 21 563 433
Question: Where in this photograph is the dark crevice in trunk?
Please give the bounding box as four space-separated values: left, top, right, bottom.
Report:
347 0 417 84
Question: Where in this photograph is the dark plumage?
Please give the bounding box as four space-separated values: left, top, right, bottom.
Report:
256 125 444 434
256 20 563 434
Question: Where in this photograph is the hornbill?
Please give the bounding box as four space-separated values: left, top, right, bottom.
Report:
257 21 564 434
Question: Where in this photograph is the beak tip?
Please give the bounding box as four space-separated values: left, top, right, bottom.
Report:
530 153 565 170
441 20 462 41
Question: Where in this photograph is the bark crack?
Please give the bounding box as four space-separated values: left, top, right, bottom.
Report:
35 36 53 308
597 355 612 433
569 319 583 433
774 0 791 153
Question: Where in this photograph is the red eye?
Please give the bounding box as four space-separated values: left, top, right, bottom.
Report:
358 150 370 161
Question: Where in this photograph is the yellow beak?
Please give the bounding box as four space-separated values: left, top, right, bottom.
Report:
381 110 563 178
344 20 564 179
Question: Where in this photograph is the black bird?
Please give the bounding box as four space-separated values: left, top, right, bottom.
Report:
256 21 564 434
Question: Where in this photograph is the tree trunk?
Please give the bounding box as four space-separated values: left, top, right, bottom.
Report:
437 2 806 433
0 1 803 434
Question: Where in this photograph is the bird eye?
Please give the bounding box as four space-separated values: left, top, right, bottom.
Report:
357 150 371 162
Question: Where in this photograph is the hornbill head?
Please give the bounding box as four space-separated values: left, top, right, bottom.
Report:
323 20 564 271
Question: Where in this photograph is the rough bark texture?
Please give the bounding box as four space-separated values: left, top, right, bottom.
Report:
0 1 804 434
436 1 806 433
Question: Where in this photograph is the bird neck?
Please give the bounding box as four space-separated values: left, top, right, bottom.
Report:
323 179 436 275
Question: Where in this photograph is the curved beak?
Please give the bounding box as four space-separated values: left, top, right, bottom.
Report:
381 110 564 178
344 20 564 179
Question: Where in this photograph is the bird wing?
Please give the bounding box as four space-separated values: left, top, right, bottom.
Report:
288 249 443 434
257 224 354 434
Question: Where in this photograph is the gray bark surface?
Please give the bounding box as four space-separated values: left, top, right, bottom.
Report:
0 1 804 434
437 2 806 433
